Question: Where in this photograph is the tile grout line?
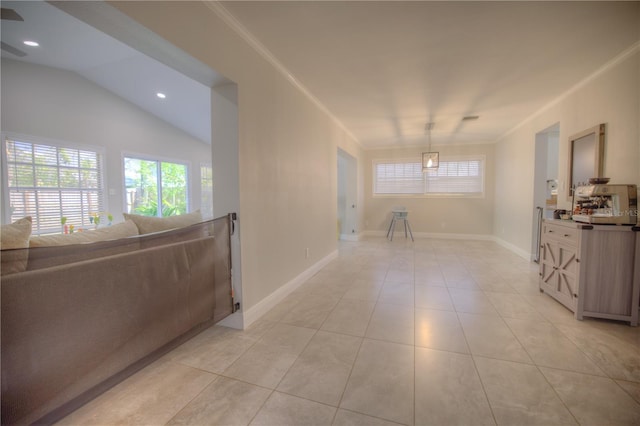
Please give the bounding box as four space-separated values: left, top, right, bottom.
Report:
331 258 390 423
500 316 582 425
450 274 499 425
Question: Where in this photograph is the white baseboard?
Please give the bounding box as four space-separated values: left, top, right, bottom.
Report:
362 230 531 260
490 236 532 261
339 233 362 241
363 230 493 241
223 249 339 330
217 311 244 329
220 234 531 330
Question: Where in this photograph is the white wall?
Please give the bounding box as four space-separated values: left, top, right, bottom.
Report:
1 59 211 223
364 143 495 236
494 47 640 255
111 2 363 315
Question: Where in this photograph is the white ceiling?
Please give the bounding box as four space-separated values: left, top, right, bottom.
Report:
1 0 214 144
2 1 639 150
219 1 640 148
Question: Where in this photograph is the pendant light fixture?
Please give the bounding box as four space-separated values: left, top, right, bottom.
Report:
422 122 438 171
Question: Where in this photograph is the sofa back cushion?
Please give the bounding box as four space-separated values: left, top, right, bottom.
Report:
26 221 141 271
1 217 33 275
123 210 202 235
29 220 139 248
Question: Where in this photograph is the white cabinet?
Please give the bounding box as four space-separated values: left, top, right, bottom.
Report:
539 220 640 326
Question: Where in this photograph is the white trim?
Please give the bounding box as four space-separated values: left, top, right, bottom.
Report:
373 155 486 197
363 230 493 241
490 236 532 261
363 230 532 260
1 131 106 154
203 1 362 149
216 309 244 329
2 132 108 230
501 40 640 141
219 249 339 330
121 152 191 216
339 233 362 242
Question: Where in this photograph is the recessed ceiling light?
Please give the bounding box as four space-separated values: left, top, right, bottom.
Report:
23 41 39 47
462 115 479 121
156 92 166 99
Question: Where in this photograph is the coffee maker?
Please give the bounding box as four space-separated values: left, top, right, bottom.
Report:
572 184 638 225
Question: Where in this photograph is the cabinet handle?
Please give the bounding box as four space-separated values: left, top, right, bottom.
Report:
573 294 578 298
563 234 570 237
548 230 554 233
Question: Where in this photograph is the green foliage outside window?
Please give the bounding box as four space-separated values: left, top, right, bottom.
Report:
124 157 187 217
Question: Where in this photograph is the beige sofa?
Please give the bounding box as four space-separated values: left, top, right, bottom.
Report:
1 215 233 425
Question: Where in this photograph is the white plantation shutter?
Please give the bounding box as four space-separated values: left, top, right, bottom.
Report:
200 163 213 219
374 161 424 194
374 156 484 196
425 158 483 194
4 137 105 235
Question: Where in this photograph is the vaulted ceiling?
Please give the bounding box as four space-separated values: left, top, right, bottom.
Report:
1 0 219 144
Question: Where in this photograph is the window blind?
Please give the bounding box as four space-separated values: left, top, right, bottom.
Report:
200 163 213 219
5 137 105 235
373 156 484 196
374 161 423 194
425 159 483 194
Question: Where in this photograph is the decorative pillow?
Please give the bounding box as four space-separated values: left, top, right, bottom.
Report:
1 216 32 275
123 210 202 235
29 220 139 248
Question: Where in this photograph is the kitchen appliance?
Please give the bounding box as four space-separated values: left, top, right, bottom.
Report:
572 184 638 225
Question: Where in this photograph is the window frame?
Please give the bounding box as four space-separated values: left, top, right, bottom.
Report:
372 155 486 198
1 132 107 234
122 151 191 217
200 162 213 219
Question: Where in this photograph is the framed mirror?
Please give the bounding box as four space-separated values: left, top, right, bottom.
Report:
567 123 605 197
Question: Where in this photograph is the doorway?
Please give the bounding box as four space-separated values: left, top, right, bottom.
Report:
337 148 358 240
531 122 560 261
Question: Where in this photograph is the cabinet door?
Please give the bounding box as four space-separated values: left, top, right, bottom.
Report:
556 242 579 309
540 241 559 294
539 240 579 311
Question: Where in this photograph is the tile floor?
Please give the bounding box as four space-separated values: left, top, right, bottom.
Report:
59 237 640 425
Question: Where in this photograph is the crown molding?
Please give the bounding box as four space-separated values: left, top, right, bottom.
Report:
203 1 363 149
500 40 640 141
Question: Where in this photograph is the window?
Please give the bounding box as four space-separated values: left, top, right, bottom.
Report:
373 156 485 196
3 135 105 235
124 156 188 217
200 163 213 219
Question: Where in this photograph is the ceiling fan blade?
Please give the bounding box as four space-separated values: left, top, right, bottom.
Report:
1 8 24 21
1 41 26 57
